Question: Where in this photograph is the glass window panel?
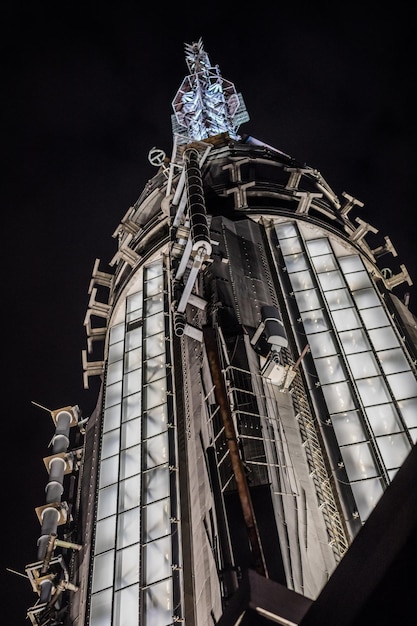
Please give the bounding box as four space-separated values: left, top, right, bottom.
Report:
144 312 165 337
143 536 171 585
360 306 390 330
95 516 116 555
306 238 332 256
325 288 353 311
125 348 142 372
109 323 125 345
378 348 410 375
310 253 337 273
377 433 411 469
145 261 163 280
352 287 381 310
126 326 142 351
331 308 361 332
97 484 118 520
144 354 166 383
289 269 315 292
145 404 168 437
144 579 172 626
121 417 141 449
144 379 168 410
92 551 114 592
279 236 302 255
368 327 400 351
284 252 309 273
338 255 364 273
103 404 121 433
339 329 370 354
315 355 346 384
105 381 122 409
346 351 379 379
295 288 321 312
124 370 142 396
357 376 392 407
143 499 170 542
409 428 417 444
344 270 372 291
387 371 417 400
117 508 140 549
317 271 345 291
145 275 164 297
341 442 379 481
113 584 139 626
308 332 338 358
300 309 328 334
144 332 166 359
120 445 141 480
331 411 367 445
321 382 356 413
144 294 164 316
350 478 384 521
90 589 113 626
101 429 120 459
275 222 297 239
115 544 140 590
365 404 403 435
143 466 170 504
107 360 123 385
127 291 142 313
118 475 141 512
398 397 417 428
144 432 169 469
99 455 119 488
108 340 124 364
122 392 141 421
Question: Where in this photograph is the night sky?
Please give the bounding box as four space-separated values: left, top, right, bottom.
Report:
2 3 416 623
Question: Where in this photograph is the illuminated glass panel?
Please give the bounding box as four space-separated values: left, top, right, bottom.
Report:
144 432 169 468
325 288 353 311
331 308 361 332
109 322 125 344
346 352 379 379
332 411 367 445
275 223 297 238
113 584 139 625
352 287 381 309
300 309 328 334
105 381 123 408
121 417 141 449
284 252 309 273
360 306 390 330
90 589 112 626
294 288 321 312
97 484 118 520
356 376 392 406
102 429 121 459
398 397 417 429
115 543 140 590
99 456 119 488
143 499 170 541
386 371 417 400
144 578 173 626
306 238 332 256
338 255 364 273
321 382 356 413
368 326 400 351
118 475 141 512
310 253 337 273
378 348 410 375
123 391 142 421
103 404 121 433
344 270 372 291
317 270 345 291
108 340 124 364
308 332 339 358
145 274 165 296
279 235 302 255
117 508 140 548
339 329 370 354
143 466 170 504
95 516 117 554
350 478 384 521
124 369 142 396
143 536 171 585
365 404 403 435
125 348 142 372
144 354 166 383
144 294 164 316
145 404 169 437
143 380 168 410
126 326 143 350
341 442 378 481
377 433 411 469
107 360 123 385
120 444 141 480
144 332 166 359
315 355 346 384
92 551 115 592
144 312 165 336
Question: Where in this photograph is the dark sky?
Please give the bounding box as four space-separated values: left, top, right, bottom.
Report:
2 3 416 623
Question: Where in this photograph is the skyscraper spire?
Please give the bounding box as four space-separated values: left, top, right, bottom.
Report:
171 38 249 143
